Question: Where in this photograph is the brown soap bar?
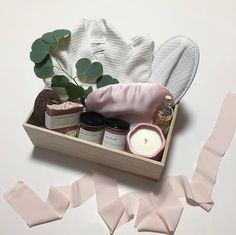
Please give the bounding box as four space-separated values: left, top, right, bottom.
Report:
45 101 84 135
33 89 61 126
46 101 83 116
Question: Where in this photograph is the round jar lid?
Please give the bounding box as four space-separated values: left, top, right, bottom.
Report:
105 118 130 131
80 112 105 127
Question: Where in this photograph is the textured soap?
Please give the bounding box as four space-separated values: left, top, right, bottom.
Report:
45 101 84 135
33 89 61 126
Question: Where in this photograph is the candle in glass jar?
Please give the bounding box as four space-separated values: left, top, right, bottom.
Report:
127 124 165 159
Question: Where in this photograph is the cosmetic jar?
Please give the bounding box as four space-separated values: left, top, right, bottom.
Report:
102 118 130 150
78 112 105 144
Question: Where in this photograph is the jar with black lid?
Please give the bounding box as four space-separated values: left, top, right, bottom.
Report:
78 112 105 144
102 118 130 150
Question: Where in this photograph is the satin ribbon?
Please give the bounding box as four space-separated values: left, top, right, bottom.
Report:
4 93 236 234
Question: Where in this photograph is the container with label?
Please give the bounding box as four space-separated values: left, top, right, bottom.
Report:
78 112 105 144
102 118 130 151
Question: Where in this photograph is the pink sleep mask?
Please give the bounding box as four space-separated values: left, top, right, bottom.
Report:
85 83 173 121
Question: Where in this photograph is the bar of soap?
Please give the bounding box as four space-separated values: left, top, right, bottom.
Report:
33 89 61 126
46 101 83 115
45 101 84 134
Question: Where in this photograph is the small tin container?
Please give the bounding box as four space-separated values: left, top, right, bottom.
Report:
78 112 105 144
102 118 130 151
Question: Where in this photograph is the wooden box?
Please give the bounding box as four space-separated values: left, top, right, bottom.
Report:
23 105 178 181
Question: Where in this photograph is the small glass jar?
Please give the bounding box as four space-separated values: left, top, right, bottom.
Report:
154 95 174 136
102 118 130 151
78 112 105 144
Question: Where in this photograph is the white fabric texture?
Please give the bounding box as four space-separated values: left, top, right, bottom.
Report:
51 19 154 87
149 36 200 104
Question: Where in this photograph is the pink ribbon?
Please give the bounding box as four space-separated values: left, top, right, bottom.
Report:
4 93 236 234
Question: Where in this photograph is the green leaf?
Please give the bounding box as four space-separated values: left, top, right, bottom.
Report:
76 58 103 83
66 82 85 100
31 38 49 51
30 49 48 63
42 30 71 50
76 58 91 75
96 75 119 88
80 86 93 106
30 38 49 63
84 86 93 98
85 62 103 83
34 55 54 79
42 32 57 44
53 29 71 42
51 75 69 87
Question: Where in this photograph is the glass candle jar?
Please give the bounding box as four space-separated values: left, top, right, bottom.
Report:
102 118 130 151
78 112 105 144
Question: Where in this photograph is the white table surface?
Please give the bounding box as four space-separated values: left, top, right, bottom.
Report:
1 0 236 234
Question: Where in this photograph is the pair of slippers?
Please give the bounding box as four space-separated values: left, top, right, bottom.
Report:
150 36 200 104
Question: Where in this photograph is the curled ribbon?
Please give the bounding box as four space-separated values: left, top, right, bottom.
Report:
4 93 236 234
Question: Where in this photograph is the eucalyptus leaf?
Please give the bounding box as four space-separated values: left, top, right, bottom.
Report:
76 58 91 75
53 29 71 42
30 49 48 63
80 86 93 106
31 38 49 51
34 55 54 79
84 86 93 98
66 82 85 100
85 62 103 83
96 75 119 88
51 75 69 87
30 38 49 63
76 58 103 83
42 32 57 44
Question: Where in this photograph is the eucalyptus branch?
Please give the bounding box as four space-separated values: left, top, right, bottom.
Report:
30 28 118 99
53 56 79 86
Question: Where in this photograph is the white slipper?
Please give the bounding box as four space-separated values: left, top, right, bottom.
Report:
149 36 200 104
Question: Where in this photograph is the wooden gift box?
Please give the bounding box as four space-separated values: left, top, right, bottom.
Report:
23 105 179 181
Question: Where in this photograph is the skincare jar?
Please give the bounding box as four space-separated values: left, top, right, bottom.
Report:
102 118 130 151
78 112 105 144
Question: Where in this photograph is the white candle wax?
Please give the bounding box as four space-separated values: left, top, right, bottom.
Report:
130 128 162 157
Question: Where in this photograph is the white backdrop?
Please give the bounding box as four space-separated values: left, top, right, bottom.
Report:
1 0 236 234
